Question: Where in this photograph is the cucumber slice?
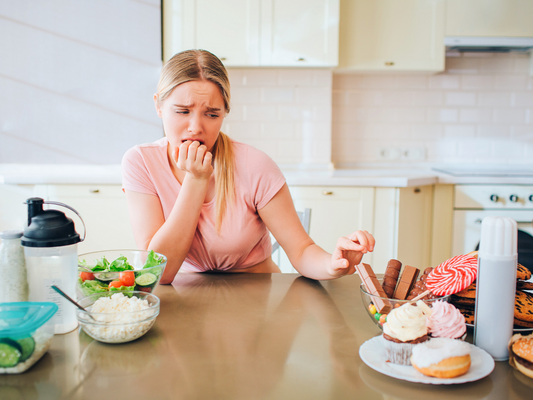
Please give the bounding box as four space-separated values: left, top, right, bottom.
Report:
135 272 157 287
16 337 35 362
0 340 22 368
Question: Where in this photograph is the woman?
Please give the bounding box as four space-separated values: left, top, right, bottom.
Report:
122 49 374 284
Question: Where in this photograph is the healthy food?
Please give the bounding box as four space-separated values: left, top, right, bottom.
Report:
0 329 53 373
78 251 165 296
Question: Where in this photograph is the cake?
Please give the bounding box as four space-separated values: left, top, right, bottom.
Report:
410 338 472 378
419 300 467 340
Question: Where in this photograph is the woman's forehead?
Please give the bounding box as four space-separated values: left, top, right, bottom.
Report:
170 80 224 105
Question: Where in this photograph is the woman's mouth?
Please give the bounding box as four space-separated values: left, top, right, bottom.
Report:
182 139 204 145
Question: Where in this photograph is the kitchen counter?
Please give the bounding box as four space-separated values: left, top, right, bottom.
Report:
1 164 532 187
0 273 530 400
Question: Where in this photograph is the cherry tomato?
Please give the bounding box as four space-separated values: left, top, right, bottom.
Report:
79 272 95 282
108 280 123 289
119 271 135 287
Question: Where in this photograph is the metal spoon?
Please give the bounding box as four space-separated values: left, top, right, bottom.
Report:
51 285 97 321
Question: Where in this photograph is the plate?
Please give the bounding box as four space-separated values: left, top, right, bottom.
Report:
465 323 533 333
359 336 495 385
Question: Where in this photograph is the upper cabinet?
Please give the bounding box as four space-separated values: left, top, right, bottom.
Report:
162 0 339 67
337 0 445 73
446 0 533 37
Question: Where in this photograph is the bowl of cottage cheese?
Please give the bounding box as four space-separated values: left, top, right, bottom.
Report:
76 292 159 344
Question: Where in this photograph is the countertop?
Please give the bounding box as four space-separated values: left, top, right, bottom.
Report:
0 273 530 400
1 164 532 187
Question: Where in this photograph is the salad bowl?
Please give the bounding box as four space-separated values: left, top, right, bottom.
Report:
76 250 167 299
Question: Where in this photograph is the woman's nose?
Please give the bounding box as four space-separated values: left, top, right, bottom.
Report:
188 113 202 134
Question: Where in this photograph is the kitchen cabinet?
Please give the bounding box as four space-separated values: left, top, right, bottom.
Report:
279 185 434 273
0 184 35 234
162 0 339 67
337 0 445 73
446 0 533 37
33 185 136 255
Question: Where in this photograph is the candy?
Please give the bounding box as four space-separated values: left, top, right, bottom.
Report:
383 259 402 298
356 263 392 314
379 314 387 324
393 265 420 300
374 313 382 321
369 304 377 314
426 254 478 296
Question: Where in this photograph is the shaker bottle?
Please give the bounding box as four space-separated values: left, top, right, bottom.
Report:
0 230 29 302
21 198 86 334
474 216 517 360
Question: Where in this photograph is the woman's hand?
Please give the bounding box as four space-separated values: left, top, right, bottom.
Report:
328 230 375 277
172 140 213 180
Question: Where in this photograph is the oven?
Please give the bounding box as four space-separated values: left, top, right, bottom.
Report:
452 185 533 274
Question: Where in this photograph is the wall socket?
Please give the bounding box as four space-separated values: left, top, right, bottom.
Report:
377 147 426 161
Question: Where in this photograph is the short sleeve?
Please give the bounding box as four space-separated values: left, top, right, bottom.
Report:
121 146 157 195
246 146 286 210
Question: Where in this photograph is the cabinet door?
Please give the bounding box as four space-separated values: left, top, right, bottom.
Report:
260 0 339 67
0 185 35 233
446 0 533 37
337 0 445 72
288 186 375 261
163 0 261 65
38 185 137 255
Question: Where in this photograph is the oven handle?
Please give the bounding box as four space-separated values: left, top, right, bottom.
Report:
475 219 532 225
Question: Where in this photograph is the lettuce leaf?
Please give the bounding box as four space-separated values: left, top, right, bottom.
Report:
79 278 108 296
109 285 135 292
143 250 164 269
109 256 133 272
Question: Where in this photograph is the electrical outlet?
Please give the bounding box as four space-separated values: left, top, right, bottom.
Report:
377 147 401 160
401 147 426 161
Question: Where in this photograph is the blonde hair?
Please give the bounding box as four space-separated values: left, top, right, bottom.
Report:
157 49 235 232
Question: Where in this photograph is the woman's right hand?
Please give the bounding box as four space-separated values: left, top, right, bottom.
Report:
172 140 213 181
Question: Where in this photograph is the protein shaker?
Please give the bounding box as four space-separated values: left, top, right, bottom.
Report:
21 197 86 334
474 216 517 360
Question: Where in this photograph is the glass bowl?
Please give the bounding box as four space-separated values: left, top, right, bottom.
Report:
360 279 451 331
76 250 167 299
76 291 160 344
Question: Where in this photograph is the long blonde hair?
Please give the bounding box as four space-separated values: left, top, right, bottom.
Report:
157 49 235 232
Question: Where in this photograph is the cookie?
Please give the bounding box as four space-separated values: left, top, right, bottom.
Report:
513 318 533 329
517 263 531 281
457 307 475 325
517 281 533 291
454 282 476 299
450 294 475 308
515 291 533 322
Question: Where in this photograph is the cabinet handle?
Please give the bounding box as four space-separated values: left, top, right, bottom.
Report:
89 189 100 194
220 57 227 61
322 191 333 195
414 188 421 193
385 61 394 66
296 57 306 62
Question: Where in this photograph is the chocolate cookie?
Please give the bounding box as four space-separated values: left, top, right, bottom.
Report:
450 294 475 308
513 318 533 329
515 291 533 322
517 263 532 281
457 307 475 325
517 281 533 291
455 282 476 299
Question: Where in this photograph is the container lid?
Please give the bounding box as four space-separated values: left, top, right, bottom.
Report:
0 230 23 240
0 302 58 340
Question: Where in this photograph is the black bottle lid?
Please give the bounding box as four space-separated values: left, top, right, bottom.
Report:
21 198 81 248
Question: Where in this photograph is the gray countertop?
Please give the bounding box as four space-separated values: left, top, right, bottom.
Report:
1 164 532 187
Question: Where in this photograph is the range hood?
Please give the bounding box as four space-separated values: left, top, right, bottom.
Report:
445 36 533 53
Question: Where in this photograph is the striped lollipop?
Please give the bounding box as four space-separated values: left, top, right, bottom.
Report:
426 254 478 296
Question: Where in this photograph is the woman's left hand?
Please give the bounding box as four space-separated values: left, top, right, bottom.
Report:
328 230 375 277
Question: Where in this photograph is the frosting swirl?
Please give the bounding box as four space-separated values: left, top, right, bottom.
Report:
427 301 466 339
383 303 427 342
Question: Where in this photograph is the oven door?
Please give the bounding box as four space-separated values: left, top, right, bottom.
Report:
453 210 533 272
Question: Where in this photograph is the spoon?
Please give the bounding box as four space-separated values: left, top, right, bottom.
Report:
51 285 97 321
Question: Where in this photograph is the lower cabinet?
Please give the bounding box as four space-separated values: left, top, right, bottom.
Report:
278 185 435 274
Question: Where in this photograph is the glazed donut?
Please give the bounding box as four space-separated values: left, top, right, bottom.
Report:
410 338 471 379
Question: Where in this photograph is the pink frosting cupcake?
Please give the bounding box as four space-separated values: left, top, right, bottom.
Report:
418 300 467 340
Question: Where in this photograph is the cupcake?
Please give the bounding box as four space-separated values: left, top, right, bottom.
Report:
411 338 471 378
418 300 467 340
382 303 428 365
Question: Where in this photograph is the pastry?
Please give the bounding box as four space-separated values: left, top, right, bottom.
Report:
513 318 533 329
509 333 533 379
457 307 475 325
393 265 420 300
518 281 533 291
356 263 392 314
515 291 533 322
454 282 476 299
422 300 466 340
382 303 428 365
411 338 471 378
517 263 532 281
383 259 402 298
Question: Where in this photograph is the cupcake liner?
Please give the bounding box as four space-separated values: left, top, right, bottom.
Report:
382 336 416 365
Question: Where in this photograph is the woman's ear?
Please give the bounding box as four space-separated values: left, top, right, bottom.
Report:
154 94 162 117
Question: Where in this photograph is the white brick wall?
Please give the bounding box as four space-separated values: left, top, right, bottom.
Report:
332 53 533 166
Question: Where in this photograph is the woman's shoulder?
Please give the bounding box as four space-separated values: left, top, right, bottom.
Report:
231 140 275 167
123 137 168 165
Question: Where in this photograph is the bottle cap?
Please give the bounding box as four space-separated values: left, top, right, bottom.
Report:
479 216 517 260
0 230 23 240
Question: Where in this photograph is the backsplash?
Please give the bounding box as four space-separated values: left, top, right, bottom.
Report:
332 53 533 167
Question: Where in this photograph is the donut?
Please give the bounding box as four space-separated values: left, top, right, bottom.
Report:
426 254 477 296
410 338 471 378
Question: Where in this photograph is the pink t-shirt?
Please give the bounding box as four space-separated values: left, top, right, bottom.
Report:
121 137 286 272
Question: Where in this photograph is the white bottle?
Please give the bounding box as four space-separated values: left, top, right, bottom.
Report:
474 216 517 361
0 230 29 302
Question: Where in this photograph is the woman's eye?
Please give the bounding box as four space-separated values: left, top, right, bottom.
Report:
176 110 189 114
207 113 219 118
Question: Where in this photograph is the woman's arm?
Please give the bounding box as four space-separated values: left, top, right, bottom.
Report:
258 184 374 280
125 141 212 284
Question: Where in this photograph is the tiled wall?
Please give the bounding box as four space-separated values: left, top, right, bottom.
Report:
223 68 333 169
332 53 533 167
0 0 162 165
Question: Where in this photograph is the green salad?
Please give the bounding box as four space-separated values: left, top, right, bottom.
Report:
78 250 165 297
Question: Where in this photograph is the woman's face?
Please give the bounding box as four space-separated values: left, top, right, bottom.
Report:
155 80 226 152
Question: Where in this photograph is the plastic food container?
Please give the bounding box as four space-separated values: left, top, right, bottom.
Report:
0 302 57 374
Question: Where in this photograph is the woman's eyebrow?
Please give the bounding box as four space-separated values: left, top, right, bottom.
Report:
206 107 221 112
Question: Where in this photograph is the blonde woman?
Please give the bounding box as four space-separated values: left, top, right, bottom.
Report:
122 49 374 284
